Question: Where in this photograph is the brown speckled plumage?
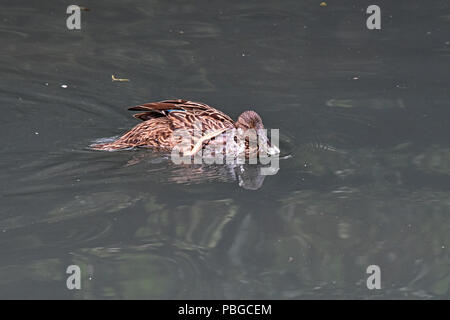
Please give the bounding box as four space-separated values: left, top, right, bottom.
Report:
91 99 277 157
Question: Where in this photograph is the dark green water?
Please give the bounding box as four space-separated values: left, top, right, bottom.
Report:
0 0 449 299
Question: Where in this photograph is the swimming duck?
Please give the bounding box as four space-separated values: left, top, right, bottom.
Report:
91 99 279 157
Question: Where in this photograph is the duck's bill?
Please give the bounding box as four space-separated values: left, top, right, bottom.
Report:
267 144 280 156
257 130 280 156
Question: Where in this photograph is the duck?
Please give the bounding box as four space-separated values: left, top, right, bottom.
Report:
91 99 279 157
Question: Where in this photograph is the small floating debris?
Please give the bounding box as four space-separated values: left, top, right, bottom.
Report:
352 76 359 80
112 75 130 82
61 84 68 88
320 2 327 7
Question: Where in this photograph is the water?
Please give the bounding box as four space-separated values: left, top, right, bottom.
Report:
0 0 449 299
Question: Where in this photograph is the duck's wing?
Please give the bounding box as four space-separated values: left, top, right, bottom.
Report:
128 99 234 125
128 99 193 120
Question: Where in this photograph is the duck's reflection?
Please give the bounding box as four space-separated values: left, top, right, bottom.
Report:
125 152 280 190
168 163 278 190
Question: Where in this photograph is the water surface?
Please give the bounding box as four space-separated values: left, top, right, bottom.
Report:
0 0 449 299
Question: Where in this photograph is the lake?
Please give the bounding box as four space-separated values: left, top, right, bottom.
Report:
0 0 449 299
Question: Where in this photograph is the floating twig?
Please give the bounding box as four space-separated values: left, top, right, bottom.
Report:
112 75 130 82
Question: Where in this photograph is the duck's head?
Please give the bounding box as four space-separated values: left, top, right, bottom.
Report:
234 111 280 156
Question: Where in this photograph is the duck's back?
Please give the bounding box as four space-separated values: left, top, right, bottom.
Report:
91 100 235 151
